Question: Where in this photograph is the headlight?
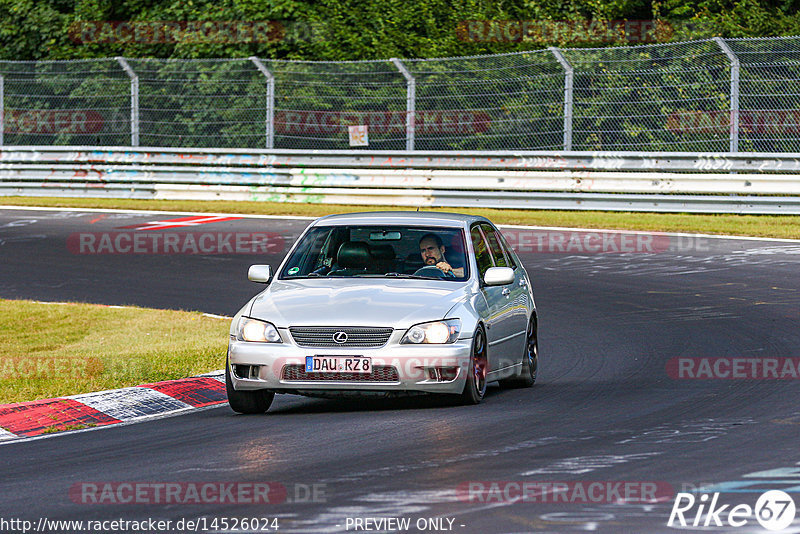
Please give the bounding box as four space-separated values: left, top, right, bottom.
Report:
236 317 282 343
401 319 461 344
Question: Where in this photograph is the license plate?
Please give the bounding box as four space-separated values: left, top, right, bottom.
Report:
305 356 371 373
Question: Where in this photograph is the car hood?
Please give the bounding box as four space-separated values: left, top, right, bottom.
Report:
248 278 472 328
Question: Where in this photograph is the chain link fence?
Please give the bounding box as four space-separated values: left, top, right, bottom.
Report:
1 35 800 152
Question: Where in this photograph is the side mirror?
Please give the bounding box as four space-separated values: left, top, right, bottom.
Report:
248 265 272 283
484 266 515 286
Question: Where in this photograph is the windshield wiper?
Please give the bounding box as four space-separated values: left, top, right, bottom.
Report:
333 273 430 279
382 272 432 279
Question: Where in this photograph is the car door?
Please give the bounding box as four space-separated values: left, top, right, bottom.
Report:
470 225 502 373
480 223 528 370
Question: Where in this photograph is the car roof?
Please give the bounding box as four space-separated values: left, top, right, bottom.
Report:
313 211 491 227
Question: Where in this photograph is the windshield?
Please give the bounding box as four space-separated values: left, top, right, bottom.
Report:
280 225 469 281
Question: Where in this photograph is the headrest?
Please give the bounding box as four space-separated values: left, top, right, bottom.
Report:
337 241 372 269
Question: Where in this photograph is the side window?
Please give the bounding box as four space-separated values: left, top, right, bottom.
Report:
470 226 494 278
480 224 510 268
315 227 349 271
496 230 518 269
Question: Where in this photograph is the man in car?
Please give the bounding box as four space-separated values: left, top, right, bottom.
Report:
419 233 465 277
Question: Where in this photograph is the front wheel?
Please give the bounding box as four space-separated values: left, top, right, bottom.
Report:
460 326 488 405
499 318 537 388
225 357 274 414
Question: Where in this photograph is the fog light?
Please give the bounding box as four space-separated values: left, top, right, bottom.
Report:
427 367 459 382
440 367 458 381
232 364 250 379
232 365 261 379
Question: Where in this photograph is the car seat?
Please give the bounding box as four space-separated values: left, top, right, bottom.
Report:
328 241 374 275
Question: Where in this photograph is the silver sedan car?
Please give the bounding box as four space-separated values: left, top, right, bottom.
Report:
226 212 538 413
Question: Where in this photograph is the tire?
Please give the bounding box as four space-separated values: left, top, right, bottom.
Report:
499 318 538 389
460 326 488 405
225 357 274 414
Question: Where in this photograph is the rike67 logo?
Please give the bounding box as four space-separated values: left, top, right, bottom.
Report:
668 490 796 530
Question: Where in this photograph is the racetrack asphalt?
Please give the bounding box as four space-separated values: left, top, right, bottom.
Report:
1 207 799 533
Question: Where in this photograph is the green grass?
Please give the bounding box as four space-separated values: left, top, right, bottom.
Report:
0 299 230 404
2 196 800 239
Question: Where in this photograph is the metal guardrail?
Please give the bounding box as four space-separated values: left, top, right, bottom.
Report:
2 147 800 214
4 146 800 172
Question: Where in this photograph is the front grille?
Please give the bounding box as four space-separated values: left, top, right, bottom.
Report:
289 326 393 348
282 364 400 382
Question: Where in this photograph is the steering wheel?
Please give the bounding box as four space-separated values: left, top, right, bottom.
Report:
413 265 456 279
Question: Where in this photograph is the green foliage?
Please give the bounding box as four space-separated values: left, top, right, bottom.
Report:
0 0 799 61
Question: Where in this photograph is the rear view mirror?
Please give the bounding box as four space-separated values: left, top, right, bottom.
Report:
369 231 402 241
484 267 514 286
248 265 272 283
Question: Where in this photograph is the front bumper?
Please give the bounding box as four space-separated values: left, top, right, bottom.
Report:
228 330 473 395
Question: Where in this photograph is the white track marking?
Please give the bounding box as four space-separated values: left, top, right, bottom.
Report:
68 387 192 421
196 371 226 382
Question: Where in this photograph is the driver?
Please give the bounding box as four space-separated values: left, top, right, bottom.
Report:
419 233 464 277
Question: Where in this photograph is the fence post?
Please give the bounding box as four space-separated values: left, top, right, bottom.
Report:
250 57 275 149
0 74 4 147
714 37 740 153
391 58 415 151
549 47 574 151
116 57 139 147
